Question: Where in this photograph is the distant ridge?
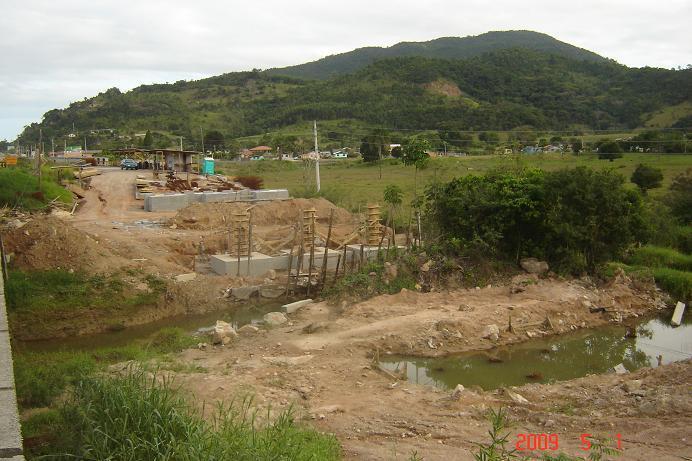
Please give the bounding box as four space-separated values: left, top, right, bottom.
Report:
266 30 607 80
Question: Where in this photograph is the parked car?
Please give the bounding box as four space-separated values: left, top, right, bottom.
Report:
120 159 138 170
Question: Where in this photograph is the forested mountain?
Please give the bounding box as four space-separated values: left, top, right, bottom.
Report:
266 30 607 80
17 35 691 147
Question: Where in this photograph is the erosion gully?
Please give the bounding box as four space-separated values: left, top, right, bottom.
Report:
380 312 692 390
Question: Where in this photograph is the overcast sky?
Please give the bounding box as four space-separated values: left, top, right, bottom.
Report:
1 0 690 140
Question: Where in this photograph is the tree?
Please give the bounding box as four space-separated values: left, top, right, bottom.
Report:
569 137 582 155
597 140 623 161
666 168 692 224
203 130 225 151
402 137 430 197
142 130 153 149
360 130 389 163
631 164 663 194
390 145 402 158
479 131 500 145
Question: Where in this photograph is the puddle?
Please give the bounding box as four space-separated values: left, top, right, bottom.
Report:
17 301 282 353
380 313 692 391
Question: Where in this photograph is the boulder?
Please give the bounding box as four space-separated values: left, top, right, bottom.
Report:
263 312 288 327
506 389 529 404
451 384 465 399
266 269 277 280
260 284 285 299
520 258 549 275
481 324 500 341
231 285 260 301
174 273 197 283
420 260 432 272
212 320 237 345
622 379 642 393
237 324 260 335
613 363 629 374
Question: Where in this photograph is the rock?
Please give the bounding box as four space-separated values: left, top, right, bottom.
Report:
238 324 260 335
260 284 285 299
613 363 629 374
212 320 237 345
510 274 539 293
451 384 465 399
169 223 177 229
313 405 344 415
267 269 277 280
506 389 529 404
263 312 288 326
174 272 197 283
481 324 500 340
622 380 642 393
638 401 658 416
458 304 473 312
197 342 208 350
303 321 329 334
420 260 432 272
231 285 260 301
520 258 549 275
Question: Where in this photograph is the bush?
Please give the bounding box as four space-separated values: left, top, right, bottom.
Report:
425 167 646 273
147 327 197 353
631 164 663 193
666 168 692 224
651 267 692 303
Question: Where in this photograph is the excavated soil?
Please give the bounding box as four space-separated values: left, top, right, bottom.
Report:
171 277 690 461
171 198 356 230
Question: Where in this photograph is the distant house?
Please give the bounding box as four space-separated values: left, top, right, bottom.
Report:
332 150 348 159
522 146 541 154
280 153 294 161
250 155 265 161
250 145 272 156
302 151 320 160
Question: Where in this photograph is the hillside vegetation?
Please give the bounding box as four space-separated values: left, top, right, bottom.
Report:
17 34 691 147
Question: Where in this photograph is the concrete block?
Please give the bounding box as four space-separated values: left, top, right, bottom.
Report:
253 189 289 201
201 191 233 203
210 252 288 276
345 245 381 263
144 193 190 212
671 301 686 326
283 299 313 314
0 388 23 459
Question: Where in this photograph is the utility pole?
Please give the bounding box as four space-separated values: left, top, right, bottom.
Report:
51 138 54 155
179 136 183 151
64 139 67 152
200 127 204 154
84 138 87 152
313 120 321 192
38 129 42 190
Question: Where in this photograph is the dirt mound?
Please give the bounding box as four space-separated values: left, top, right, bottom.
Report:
4 216 130 273
172 198 356 230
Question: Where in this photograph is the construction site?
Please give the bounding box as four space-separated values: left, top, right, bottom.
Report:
2 165 691 460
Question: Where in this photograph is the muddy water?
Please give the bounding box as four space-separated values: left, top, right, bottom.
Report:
17 301 283 352
380 313 692 391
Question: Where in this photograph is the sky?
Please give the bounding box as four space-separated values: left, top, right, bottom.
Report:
1 0 690 141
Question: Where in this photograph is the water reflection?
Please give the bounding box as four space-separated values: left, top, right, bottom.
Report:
381 314 692 390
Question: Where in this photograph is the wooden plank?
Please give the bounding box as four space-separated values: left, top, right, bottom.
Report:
671 301 686 327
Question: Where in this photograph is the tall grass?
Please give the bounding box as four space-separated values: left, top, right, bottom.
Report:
0 167 72 210
628 245 692 271
43 370 341 460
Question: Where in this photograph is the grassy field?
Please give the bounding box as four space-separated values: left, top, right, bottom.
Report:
219 153 692 216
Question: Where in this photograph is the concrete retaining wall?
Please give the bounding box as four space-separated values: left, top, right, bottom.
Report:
144 189 289 212
0 266 24 459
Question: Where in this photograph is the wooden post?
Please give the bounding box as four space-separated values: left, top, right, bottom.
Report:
359 244 364 270
307 214 316 296
320 209 335 288
0 231 7 283
284 238 294 299
246 211 253 276
332 253 342 286
342 241 348 277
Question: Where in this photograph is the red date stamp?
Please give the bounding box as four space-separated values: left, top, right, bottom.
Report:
516 433 622 452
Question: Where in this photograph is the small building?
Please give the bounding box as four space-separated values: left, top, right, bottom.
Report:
250 154 265 161
249 145 272 156
155 149 200 172
332 150 348 159
280 153 294 161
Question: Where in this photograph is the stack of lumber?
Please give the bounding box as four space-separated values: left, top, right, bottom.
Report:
73 168 101 179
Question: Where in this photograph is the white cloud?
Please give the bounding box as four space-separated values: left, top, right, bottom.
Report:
1 0 690 139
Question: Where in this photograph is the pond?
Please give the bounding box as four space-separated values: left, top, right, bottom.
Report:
379 312 692 391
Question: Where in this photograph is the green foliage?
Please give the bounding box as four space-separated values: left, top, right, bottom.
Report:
51 370 341 460
360 129 390 162
627 246 692 271
597 140 623 161
142 129 153 148
401 137 431 169
204 129 225 150
650 267 692 302
327 258 417 301
425 167 647 273
5 270 162 313
0 167 72 210
383 184 403 207
474 407 518 461
631 164 663 193
666 168 692 224
147 327 198 354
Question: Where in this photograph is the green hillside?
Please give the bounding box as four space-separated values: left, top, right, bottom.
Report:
266 30 606 80
17 45 691 149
